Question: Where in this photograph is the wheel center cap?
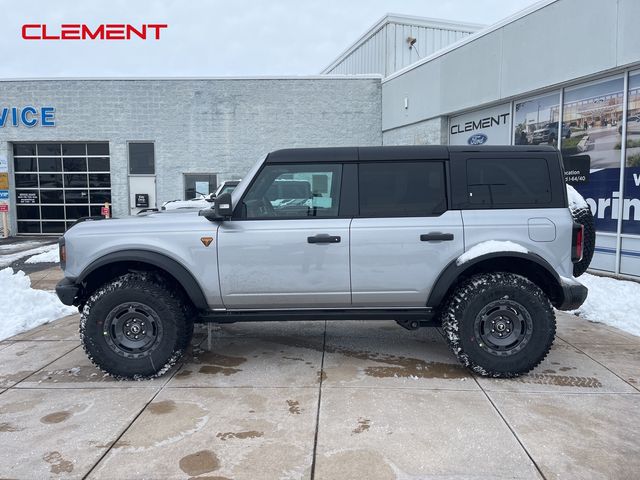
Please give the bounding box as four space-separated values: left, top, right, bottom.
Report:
495 322 506 332
130 324 141 334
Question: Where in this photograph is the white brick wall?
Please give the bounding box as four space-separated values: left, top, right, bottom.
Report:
0 78 382 231
382 117 447 146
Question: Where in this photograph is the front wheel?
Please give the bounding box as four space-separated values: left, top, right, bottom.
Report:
80 272 194 379
441 273 555 377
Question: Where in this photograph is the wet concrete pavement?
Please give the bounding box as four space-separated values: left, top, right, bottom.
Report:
0 288 639 478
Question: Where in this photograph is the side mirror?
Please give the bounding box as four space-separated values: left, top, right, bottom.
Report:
215 192 233 218
198 193 233 221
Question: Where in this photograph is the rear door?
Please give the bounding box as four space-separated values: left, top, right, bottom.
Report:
350 157 464 307
217 160 353 309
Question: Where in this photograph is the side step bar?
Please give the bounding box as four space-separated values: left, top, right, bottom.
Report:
199 308 437 325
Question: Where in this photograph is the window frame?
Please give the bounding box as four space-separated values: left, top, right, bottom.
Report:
127 141 156 176
356 160 449 218
183 172 218 200
233 162 352 220
449 151 566 210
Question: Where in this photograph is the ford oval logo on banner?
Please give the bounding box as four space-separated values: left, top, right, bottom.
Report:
468 133 488 145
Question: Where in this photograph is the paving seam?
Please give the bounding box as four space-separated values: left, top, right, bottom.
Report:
309 320 327 480
4 343 81 391
81 362 181 479
436 327 547 479
476 381 548 480
559 337 640 394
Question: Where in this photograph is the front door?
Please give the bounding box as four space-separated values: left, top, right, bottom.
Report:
217 162 350 309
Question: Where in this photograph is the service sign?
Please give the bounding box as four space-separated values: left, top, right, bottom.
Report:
0 173 7 190
0 156 7 172
0 190 8 200
449 103 511 146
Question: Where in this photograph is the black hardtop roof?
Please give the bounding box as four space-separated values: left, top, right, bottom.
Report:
266 145 557 163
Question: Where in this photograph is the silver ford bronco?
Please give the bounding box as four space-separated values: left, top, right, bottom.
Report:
55 145 589 379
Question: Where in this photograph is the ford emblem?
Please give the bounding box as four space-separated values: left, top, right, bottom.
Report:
468 133 488 145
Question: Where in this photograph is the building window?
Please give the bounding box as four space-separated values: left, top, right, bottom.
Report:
128 142 155 174
13 142 111 235
184 174 217 199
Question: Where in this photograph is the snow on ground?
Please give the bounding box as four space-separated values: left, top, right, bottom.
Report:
0 243 58 267
25 244 59 264
0 268 76 341
571 273 640 337
457 240 528 265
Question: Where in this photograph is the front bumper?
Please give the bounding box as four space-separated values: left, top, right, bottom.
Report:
55 278 80 306
556 276 588 311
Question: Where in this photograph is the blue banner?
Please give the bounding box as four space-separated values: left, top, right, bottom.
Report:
574 167 640 235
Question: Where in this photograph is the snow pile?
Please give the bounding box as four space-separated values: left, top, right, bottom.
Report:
566 184 589 209
571 273 640 337
0 243 58 267
457 240 528 266
0 268 76 341
25 244 59 264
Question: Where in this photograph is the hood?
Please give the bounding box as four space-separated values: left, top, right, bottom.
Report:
65 209 211 237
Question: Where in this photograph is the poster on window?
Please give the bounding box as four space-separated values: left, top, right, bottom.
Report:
513 92 562 146
449 103 511 146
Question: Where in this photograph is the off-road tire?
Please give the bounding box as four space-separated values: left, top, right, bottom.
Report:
441 272 556 378
80 272 193 379
570 205 595 277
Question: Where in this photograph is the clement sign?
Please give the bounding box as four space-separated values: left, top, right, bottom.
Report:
21 24 168 40
0 107 55 127
449 103 511 146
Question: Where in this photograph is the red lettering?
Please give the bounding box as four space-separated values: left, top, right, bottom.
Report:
22 23 167 40
60 24 81 40
147 24 168 40
41 24 59 40
105 24 125 40
126 24 146 40
81 25 104 40
21 24 40 40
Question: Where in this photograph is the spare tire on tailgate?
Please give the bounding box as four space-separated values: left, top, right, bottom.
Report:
567 185 595 277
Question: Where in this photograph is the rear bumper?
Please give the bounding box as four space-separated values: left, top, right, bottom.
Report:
55 278 80 306
556 276 588 311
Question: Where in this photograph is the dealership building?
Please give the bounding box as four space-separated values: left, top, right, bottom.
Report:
1 0 640 278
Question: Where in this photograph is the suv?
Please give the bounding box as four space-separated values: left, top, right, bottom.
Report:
531 122 571 145
56 146 588 379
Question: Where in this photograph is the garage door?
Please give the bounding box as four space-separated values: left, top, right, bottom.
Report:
13 142 111 235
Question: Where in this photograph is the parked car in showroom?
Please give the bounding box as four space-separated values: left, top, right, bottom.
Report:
618 114 640 135
531 121 571 144
56 145 590 380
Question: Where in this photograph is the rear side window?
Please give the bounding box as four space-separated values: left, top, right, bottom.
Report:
359 161 446 217
466 158 551 207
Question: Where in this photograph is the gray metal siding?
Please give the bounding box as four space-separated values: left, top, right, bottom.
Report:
326 21 475 77
382 0 640 131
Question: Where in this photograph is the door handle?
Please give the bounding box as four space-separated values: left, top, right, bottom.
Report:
420 232 454 242
308 234 341 244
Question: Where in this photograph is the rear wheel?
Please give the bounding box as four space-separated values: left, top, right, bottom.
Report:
441 272 555 377
80 272 193 379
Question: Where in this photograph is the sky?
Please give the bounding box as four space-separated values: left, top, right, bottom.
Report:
0 0 541 78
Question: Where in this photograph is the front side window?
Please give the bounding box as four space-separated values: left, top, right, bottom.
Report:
242 163 342 219
359 161 447 217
